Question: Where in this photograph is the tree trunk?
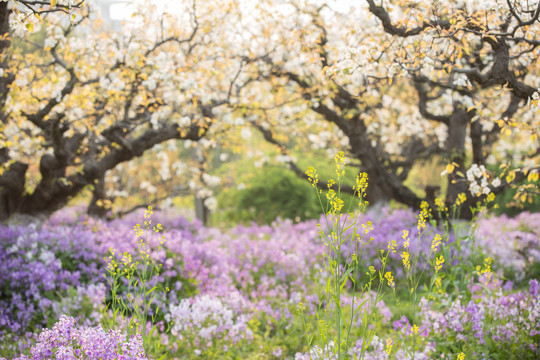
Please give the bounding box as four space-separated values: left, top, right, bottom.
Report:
0 2 12 113
194 196 209 226
87 174 109 218
0 3 20 223
348 131 421 210
0 159 28 221
361 164 392 205
445 103 472 217
470 119 484 165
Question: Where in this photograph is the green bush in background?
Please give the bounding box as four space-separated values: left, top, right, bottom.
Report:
216 167 322 225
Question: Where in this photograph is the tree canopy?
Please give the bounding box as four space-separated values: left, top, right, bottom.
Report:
0 0 538 221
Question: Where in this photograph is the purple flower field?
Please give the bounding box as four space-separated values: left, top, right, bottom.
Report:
1 207 539 359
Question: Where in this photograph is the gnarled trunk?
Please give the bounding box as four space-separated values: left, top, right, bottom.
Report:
445 103 473 218
87 174 109 218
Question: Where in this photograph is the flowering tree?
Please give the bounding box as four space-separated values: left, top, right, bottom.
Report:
0 0 83 220
1 0 537 221
237 0 539 216
364 0 540 211
0 0 83 119
0 0 247 221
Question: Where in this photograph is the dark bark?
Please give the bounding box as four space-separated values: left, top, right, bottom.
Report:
0 1 225 222
470 119 484 165
0 159 28 220
367 0 539 101
87 173 109 218
0 2 18 222
347 126 422 209
268 67 422 208
445 104 472 217
0 2 12 116
194 196 209 226
0 121 211 222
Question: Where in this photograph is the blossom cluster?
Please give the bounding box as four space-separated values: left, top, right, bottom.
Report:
406 279 540 356
1 206 539 358
0 315 148 360
475 211 540 275
166 294 253 354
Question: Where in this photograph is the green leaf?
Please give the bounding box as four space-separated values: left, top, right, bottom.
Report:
146 286 157 296
340 267 354 286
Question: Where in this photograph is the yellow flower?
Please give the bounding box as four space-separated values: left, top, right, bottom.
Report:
434 276 444 294
478 257 492 275
402 230 410 249
435 197 447 212
327 179 335 189
456 193 467 206
431 234 442 252
435 255 445 273
384 272 395 288
355 172 368 198
305 166 319 187
362 221 373 234
401 251 410 272
417 201 430 230
332 198 344 213
144 206 153 219
385 338 393 355
334 151 346 179
326 189 336 201
457 352 465 360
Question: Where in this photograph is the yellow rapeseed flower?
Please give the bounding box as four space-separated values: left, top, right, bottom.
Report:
306 166 319 187
387 240 397 253
334 151 346 179
401 251 410 272
435 255 445 273
456 193 467 206
384 272 395 288
332 198 344 213
417 201 430 230
385 338 393 355
402 230 410 249
355 172 368 198
144 206 153 219
435 197 447 212
431 234 442 252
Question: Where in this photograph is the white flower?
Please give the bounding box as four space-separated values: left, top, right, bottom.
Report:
39 250 56 266
6 245 18 254
241 127 252 139
142 78 157 91
202 173 221 187
492 178 501 187
469 182 482 196
204 197 218 211
178 116 191 127
44 37 58 49
140 181 157 194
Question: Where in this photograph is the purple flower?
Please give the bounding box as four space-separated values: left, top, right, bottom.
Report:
530 279 539 297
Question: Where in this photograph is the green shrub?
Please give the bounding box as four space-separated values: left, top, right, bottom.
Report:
216 166 323 225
